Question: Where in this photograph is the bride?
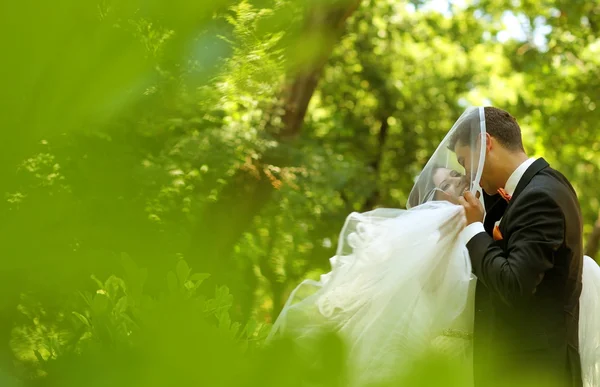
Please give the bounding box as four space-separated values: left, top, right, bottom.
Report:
268 107 600 387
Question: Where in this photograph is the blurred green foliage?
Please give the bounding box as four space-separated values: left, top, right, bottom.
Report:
1 0 599 385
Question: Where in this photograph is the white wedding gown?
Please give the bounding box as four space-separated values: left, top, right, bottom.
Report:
269 201 600 387
581 254 600 387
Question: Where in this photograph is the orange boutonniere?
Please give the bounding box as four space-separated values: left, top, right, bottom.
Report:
493 224 504 241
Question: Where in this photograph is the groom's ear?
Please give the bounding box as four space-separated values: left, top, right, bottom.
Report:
478 132 493 154
484 132 492 152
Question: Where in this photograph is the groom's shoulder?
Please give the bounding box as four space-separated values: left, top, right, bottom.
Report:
539 165 577 194
526 165 579 207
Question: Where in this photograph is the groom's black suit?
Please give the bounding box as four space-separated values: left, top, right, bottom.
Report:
467 158 583 387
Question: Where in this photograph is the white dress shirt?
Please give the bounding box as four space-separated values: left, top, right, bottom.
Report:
461 157 538 245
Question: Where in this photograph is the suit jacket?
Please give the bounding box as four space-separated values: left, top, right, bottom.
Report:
468 158 583 387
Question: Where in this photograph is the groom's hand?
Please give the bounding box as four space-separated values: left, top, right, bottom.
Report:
459 191 484 225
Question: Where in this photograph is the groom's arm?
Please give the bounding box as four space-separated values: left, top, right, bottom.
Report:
464 190 564 307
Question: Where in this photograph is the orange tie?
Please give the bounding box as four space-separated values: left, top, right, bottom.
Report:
498 188 512 202
493 188 510 241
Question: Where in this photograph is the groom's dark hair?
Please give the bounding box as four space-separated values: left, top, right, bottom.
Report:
449 107 525 152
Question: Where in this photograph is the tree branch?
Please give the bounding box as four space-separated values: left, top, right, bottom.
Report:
188 1 364 302
279 0 362 139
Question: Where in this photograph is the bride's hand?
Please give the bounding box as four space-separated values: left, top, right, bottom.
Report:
437 206 467 237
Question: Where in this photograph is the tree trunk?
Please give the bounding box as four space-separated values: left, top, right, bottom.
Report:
258 220 282 319
363 115 390 210
585 210 600 260
190 0 363 300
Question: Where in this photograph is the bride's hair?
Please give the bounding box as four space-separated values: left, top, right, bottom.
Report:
449 107 525 152
406 166 446 208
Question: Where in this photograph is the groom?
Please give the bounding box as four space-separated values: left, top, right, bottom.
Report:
454 107 583 387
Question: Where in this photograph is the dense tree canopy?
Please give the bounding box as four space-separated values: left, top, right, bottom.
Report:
0 0 598 385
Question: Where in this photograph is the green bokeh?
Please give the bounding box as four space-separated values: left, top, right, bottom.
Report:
0 0 598 385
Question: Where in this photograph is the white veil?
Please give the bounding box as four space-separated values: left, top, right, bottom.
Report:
407 106 486 208
268 107 488 385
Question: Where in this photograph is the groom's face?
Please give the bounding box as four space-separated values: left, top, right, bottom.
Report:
454 141 492 194
454 142 472 175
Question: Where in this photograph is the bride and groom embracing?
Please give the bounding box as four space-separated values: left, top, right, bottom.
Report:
269 107 600 387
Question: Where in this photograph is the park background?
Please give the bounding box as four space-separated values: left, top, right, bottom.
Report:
1 0 599 385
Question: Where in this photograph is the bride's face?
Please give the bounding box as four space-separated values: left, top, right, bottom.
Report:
432 167 469 199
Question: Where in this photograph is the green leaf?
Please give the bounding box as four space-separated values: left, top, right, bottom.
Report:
245 319 257 337
229 321 241 337
115 296 129 315
33 349 45 363
104 275 126 299
79 290 93 307
190 272 210 285
121 313 140 331
90 275 104 290
175 259 191 284
91 293 109 315
72 311 91 328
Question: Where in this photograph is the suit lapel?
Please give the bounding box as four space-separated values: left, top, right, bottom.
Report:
496 158 549 241
482 158 549 238
504 158 549 214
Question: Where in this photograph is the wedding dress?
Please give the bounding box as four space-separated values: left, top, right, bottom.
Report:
581 255 600 387
269 203 474 385
268 107 600 387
